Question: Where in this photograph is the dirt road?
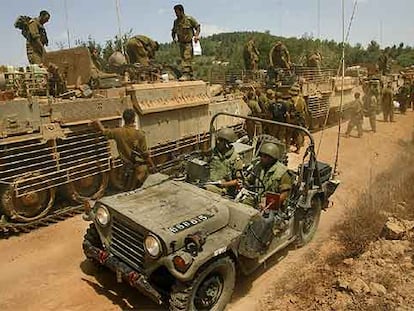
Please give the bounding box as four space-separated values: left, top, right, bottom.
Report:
0 112 412 311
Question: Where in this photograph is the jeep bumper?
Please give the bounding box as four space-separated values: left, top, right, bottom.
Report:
83 240 163 305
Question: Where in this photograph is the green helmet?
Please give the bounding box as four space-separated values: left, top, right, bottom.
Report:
217 128 237 143
260 143 281 160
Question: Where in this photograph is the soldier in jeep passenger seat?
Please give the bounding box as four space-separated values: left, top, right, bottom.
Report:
93 109 156 190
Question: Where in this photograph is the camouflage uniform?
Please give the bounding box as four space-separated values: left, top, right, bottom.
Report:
243 39 260 71
126 35 158 66
381 86 394 122
103 125 149 189
245 95 263 138
345 96 364 137
208 147 243 196
26 18 48 64
290 85 307 151
172 14 200 77
269 42 291 70
271 97 288 142
363 92 377 132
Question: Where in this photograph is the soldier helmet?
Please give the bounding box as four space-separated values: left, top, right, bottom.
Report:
108 51 127 67
259 143 281 160
275 91 283 99
266 89 275 96
217 128 237 143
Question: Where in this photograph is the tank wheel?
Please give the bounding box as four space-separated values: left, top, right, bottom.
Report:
63 169 109 203
169 257 236 311
0 173 55 223
295 196 322 247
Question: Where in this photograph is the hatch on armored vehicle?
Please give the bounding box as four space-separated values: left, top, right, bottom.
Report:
82 113 340 310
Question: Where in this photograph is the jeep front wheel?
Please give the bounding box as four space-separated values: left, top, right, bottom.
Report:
295 196 322 247
169 257 236 311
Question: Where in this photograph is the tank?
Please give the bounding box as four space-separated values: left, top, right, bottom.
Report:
0 47 249 234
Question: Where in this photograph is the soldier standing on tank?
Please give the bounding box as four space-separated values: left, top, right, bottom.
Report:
269 41 291 70
245 143 292 209
92 109 156 190
25 10 50 64
171 4 201 81
243 37 260 72
307 51 322 77
206 128 243 196
345 92 364 138
362 86 378 133
126 35 159 66
289 84 307 152
381 82 394 122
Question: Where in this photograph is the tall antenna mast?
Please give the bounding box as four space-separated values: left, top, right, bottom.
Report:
64 0 71 48
317 0 321 39
115 0 125 54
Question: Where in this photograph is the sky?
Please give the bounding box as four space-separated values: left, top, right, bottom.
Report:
0 0 413 65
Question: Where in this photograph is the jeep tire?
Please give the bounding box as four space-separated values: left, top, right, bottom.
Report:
169 257 236 311
295 196 322 247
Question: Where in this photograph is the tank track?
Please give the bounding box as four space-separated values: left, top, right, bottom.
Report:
0 204 83 238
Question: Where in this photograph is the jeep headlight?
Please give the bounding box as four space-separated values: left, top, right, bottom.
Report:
95 205 110 226
144 234 162 258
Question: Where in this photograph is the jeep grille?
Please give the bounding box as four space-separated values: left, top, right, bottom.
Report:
110 216 145 270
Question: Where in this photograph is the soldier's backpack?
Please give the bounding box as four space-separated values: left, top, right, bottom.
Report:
14 15 32 40
272 101 287 122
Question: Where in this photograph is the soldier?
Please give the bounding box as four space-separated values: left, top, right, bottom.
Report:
397 81 410 114
126 35 159 66
244 90 263 138
243 37 260 71
289 84 307 152
345 92 364 138
362 86 378 133
171 4 201 80
207 128 243 196
25 10 50 64
381 82 394 122
378 49 390 75
307 51 322 77
272 93 288 143
246 143 292 209
269 41 291 70
90 47 104 71
93 108 155 190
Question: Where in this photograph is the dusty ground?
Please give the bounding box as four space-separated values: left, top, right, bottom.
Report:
0 111 412 311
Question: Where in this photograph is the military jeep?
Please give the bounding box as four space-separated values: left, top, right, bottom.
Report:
82 113 340 310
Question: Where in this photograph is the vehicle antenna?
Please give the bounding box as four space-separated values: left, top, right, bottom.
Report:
64 0 71 48
114 0 125 55
316 0 358 157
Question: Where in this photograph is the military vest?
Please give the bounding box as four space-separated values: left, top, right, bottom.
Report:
174 15 198 43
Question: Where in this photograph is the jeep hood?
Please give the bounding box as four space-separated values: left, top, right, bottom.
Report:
100 179 235 253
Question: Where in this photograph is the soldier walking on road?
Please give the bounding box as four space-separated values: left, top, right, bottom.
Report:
126 35 159 66
16 10 50 64
345 92 364 138
171 4 201 80
243 37 260 72
381 82 394 122
363 86 378 133
93 109 155 190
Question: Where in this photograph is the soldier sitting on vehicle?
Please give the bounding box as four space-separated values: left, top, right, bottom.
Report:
92 108 156 190
206 128 243 196
244 142 292 209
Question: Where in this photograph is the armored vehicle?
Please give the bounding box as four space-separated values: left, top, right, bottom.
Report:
82 113 339 310
0 47 248 234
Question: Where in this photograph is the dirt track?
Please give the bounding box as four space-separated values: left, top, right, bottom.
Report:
0 111 412 311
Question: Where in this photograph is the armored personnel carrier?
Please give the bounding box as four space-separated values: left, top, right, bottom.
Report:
210 66 362 130
0 47 249 234
82 113 340 310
